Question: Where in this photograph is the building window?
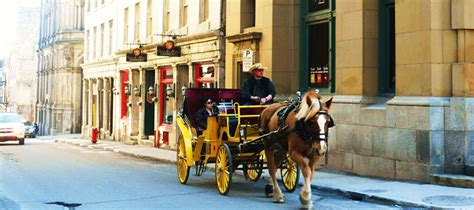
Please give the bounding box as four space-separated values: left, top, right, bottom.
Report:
302 0 335 93
160 67 174 125
86 30 90 60
93 26 97 59
124 7 129 44
163 0 170 32
87 0 90 12
241 0 255 29
109 20 113 55
146 0 153 39
199 0 209 23
195 64 215 88
100 23 104 57
180 0 188 27
309 0 329 12
135 3 141 41
378 0 395 96
101 0 105 5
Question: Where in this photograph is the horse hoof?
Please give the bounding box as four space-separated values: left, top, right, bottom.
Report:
265 184 273 197
300 201 313 210
299 194 312 205
273 196 285 203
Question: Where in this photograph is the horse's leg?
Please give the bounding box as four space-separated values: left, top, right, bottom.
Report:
289 149 313 207
308 155 321 182
265 149 284 203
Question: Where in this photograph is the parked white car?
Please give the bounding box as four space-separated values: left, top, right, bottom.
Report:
0 112 25 145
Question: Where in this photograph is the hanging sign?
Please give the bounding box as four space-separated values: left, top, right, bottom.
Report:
126 48 147 62
157 40 181 57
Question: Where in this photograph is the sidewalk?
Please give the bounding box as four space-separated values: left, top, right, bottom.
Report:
46 134 474 209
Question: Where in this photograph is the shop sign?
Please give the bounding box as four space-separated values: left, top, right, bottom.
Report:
157 40 181 57
126 48 147 62
242 49 253 72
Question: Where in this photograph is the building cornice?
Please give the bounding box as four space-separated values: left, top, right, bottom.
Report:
226 32 262 43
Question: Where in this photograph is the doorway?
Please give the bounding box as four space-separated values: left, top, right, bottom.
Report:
144 70 155 136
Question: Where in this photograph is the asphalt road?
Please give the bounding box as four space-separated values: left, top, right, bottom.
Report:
0 139 399 209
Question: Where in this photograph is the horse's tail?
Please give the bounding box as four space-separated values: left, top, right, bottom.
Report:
259 103 285 134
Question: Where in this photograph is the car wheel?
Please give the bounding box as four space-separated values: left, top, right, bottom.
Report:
19 139 24 145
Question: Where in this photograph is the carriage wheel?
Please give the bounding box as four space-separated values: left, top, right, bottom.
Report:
177 136 190 184
244 155 263 182
281 155 300 192
216 144 233 195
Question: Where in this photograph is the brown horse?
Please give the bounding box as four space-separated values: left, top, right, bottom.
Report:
260 91 333 208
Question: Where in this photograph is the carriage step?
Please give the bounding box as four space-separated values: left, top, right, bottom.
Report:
431 173 474 188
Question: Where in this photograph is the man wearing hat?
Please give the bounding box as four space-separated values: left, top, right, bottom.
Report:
242 63 276 105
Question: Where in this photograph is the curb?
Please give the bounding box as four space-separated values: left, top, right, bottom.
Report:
310 185 428 208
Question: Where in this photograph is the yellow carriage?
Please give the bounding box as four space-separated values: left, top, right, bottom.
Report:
176 88 300 195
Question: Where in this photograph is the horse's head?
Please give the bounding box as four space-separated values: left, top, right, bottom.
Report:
295 92 334 155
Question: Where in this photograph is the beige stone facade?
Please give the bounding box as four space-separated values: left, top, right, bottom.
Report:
223 0 473 186
225 0 300 96
36 0 84 135
329 0 474 185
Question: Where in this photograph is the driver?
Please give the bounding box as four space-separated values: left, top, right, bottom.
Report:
242 63 276 105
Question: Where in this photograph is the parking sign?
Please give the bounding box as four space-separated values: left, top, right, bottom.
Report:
242 49 253 72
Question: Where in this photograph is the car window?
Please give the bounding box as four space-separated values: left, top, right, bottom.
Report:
0 114 21 123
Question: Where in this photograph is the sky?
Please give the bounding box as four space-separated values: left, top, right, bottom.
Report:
0 0 40 57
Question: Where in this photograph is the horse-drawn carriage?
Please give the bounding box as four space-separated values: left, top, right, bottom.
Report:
176 88 300 195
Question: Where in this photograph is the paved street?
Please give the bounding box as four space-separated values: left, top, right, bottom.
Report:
0 138 399 209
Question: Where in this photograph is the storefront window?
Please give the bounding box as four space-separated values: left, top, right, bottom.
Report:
160 67 174 125
194 63 215 88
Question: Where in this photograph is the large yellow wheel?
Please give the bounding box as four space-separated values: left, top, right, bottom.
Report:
177 136 190 184
244 156 263 182
281 155 300 192
216 144 233 195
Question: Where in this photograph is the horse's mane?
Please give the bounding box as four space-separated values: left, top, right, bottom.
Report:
295 92 322 122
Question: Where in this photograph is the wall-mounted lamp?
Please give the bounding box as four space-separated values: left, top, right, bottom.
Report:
166 84 175 98
181 85 187 96
124 84 131 96
148 86 155 96
112 87 120 95
146 84 157 103
133 85 141 96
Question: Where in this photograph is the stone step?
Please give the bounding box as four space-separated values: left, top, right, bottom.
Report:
124 136 138 145
139 139 154 147
431 173 474 188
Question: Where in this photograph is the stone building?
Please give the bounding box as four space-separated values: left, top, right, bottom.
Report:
4 6 40 121
81 0 119 140
36 0 84 135
225 0 473 187
82 0 225 148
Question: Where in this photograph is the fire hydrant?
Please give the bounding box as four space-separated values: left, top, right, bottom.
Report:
91 127 99 144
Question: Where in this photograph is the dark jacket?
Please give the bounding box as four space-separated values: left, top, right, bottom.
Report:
242 76 276 104
196 108 211 131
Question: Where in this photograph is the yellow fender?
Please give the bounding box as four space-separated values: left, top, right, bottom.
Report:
176 116 195 167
